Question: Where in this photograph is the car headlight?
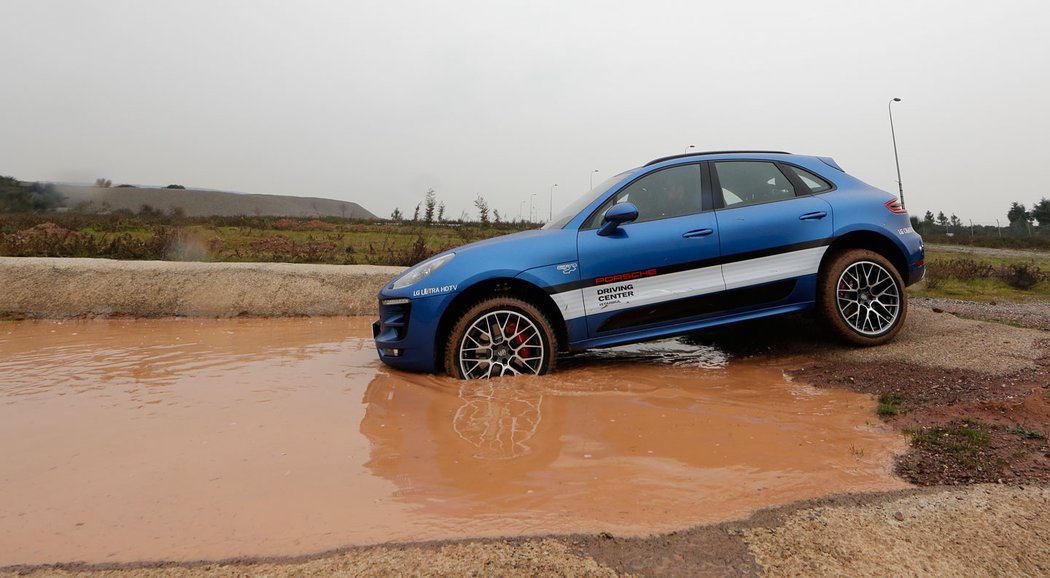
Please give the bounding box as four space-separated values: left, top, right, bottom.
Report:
391 253 455 290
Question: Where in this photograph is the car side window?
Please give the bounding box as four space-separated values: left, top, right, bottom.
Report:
781 165 833 193
584 164 701 229
714 161 796 209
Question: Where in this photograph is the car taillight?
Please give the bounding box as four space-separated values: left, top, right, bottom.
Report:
885 199 906 214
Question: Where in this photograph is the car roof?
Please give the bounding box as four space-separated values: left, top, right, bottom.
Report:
644 150 792 167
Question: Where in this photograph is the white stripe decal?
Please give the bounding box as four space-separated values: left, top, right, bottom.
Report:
580 264 724 318
721 246 826 290
553 246 827 322
551 290 587 321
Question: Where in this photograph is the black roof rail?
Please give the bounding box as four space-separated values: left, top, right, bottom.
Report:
644 150 792 167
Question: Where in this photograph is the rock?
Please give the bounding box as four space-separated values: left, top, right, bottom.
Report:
894 511 905 522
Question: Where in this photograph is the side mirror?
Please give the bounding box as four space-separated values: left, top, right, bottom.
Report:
598 202 639 236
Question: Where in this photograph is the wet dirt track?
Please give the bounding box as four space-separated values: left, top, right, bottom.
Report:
0 318 907 566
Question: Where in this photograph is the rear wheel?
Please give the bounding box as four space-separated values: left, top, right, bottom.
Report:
818 249 906 345
443 297 558 379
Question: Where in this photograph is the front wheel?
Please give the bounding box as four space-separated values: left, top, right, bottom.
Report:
443 297 558 379
818 249 907 346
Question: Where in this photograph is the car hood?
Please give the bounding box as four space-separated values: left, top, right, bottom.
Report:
382 227 578 297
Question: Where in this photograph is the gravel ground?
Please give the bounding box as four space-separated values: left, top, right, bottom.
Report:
913 296 1050 331
930 244 1050 259
809 306 1046 375
743 484 1050 578
7 485 1048 578
1 540 621 578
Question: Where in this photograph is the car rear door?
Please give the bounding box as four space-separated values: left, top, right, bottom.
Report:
576 163 725 338
711 160 834 305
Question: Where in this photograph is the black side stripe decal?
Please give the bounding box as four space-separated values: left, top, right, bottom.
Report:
596 279 797 333
544 237 832 295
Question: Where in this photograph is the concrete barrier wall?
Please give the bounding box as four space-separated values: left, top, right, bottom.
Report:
0 257 404 319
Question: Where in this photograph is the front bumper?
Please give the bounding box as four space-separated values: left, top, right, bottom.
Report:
372 293 453 373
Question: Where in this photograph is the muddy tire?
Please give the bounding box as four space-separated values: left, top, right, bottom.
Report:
443 297 558 379
818 249 907 346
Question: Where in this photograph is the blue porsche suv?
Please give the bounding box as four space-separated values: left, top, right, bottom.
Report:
374 151 925 379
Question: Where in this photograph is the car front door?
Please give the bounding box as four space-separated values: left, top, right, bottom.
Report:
576 163 725 338
711 160 834 306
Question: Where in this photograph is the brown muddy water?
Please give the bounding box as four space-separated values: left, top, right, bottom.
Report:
0 318 907 565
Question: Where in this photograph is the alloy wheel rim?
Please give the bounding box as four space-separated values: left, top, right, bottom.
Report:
835 261 901 336
458 310 545 379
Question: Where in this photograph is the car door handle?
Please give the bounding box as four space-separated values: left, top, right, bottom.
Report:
799 211 827 221
682 228 714 238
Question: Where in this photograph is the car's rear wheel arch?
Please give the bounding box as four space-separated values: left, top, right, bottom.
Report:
435 278 568 371
822 231 908 281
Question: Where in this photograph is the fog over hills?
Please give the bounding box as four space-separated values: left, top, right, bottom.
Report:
55 184 377 219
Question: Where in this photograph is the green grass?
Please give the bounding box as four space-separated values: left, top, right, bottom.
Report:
1006 425 1047 440
0 216 532 265
876 392 904 417
907 419 991 468
907 248 1050 302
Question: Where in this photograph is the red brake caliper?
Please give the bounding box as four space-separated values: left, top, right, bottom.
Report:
510 319 531 360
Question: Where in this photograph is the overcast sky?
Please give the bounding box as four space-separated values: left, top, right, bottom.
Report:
2 0 1048 223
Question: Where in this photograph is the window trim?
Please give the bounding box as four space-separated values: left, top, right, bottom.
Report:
579 162 709 230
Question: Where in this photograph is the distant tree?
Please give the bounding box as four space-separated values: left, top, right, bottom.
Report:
949 214 962 228
922 210 935 226
0 177 65 212
390 207 403 221
412 203 420 221
423 188 437 224
165 184 185 190
116 184 135 188
95 178 112 188
437 201 446 222
474 195 490 225
909 215 920 230
493 209 502 224
169 206 186 218
139 204 159 216
1007 202 1030 227
936 211 949 227
1031 198 1050 227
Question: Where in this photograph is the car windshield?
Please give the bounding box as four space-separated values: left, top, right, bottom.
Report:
542 171 633 230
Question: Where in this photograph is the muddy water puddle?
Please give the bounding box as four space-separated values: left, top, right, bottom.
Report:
0 318 906 565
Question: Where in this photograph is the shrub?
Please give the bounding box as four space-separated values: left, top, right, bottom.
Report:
997 263 1043 290
935 258 995 280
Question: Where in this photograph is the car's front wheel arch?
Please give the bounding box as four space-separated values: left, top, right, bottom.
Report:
434 278 568 373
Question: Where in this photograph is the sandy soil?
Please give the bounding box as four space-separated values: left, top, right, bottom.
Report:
6 485 1047 578
0 257 402 318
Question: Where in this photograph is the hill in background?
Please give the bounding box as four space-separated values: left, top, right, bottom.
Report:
55 184 377 219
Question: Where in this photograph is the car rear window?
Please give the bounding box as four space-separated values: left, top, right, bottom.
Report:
782 165 833 193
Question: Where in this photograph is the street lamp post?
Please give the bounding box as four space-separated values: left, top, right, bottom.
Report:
590 169 599 189
530 193 536 223
684 144 695 154
548 183 558 221
888 98 905 210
